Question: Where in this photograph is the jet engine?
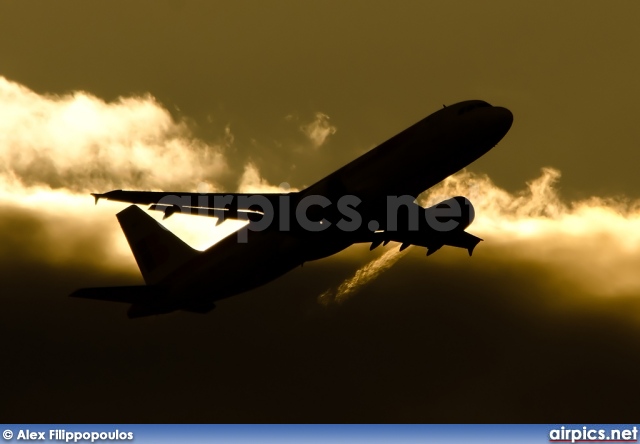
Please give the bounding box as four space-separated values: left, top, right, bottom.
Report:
425 195 475 232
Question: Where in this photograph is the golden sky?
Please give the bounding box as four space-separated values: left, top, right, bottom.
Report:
1 0 640 423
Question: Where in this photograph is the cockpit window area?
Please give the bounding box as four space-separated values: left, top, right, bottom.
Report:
458 101 492 115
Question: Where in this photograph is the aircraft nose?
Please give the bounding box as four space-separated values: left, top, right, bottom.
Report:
493 106 513 135
484 106 513 146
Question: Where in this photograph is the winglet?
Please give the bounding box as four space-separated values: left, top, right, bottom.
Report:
91 193 102 205
90 190 125 205
162 204 180 220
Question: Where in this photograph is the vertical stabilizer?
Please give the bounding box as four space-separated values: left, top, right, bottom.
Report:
116 205 197 285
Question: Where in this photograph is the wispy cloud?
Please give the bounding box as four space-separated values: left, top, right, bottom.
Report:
318 247 409 305
238 162 298 193
300 112 337 147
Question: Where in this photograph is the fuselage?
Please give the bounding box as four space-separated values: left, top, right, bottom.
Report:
167 100 513 303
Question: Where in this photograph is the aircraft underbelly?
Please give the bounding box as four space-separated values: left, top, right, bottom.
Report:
171 228 353 301
172 230 297 299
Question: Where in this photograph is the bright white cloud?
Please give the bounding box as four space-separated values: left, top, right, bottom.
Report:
0 76 226 192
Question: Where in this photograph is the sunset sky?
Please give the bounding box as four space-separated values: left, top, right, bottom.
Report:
2 1 640 422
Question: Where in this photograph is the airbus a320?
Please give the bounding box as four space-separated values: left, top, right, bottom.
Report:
72 100 513 317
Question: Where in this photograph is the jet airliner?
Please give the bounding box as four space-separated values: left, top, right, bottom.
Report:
72 100 513 317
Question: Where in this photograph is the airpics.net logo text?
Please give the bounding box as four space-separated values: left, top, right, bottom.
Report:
549 426 638 443
152 193 475 243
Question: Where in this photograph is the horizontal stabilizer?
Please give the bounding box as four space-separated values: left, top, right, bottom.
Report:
71 286 215 318
70 285 162 304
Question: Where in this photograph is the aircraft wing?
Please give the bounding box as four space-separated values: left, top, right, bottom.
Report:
92 189 292 220
92 189 288 207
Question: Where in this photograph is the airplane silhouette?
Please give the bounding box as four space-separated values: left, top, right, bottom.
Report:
71 100 513 317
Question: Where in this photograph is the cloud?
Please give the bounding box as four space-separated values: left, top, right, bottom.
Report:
300 112 337 147
0 76 227 193
0 77 309 275
0 76 240 269
3 72 640 305
3 77 640 423
422 167 640 296
238 162 298 193
320 167 640 303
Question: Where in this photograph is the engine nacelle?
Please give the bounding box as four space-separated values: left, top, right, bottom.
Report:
424 196 475 232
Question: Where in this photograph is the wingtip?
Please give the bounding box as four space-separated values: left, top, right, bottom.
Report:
90 190 123 205
467 238 483 256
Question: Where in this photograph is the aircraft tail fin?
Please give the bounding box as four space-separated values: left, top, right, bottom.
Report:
117 205 198 285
